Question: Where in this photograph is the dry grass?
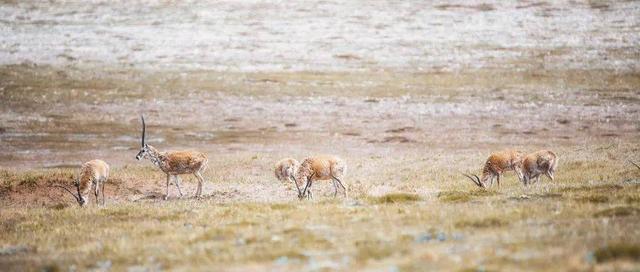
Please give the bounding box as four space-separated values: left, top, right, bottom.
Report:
1 0 640 269
593 207 640 218
438 190 498 203
595 244 640 263
1 149 640 270
455 217 509 229
368 193 421 204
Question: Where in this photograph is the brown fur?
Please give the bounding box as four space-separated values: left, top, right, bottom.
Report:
480 149 524 187
295 155 347 199
137 145 208 199
274 158 301 196
77 159 109 206
521 150 558 185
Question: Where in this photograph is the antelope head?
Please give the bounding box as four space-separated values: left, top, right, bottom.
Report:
135 115 151 160
462 172 485 189
52 181 86 206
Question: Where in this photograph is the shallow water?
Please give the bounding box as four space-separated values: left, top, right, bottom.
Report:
0 1 638 72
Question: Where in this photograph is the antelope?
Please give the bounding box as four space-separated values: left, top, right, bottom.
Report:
294 155 347 199
52 159 109 206
463 149 525 188
135 115 209 200
521 150 558 185
274 158 302 197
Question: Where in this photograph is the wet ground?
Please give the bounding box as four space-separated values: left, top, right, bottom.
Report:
0 65 639 169
1 1 639 170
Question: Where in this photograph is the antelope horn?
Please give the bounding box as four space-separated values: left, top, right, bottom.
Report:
140 115 146 147
461 172 485 188
630 160 640 170
290 174 303 198
51 184 81 202
75 181 82 201
301 173 314 199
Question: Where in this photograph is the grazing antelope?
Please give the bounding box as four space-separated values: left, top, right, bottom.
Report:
294 155 347 199
274 158 302 197
521 150 558 185
135 115 209 200
463 149 524 188
52 159 109 206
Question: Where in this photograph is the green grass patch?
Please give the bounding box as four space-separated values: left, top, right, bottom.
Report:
555 184 623 193
193 227 236 242
157 212 184 222
594 243 640 263
49 203 69 210
270 203 295 210
455 217 508 229
355 240 395 262
625 195 640 204
368 193 421 204
438 190 497 203
529 193 563 199
439 191 472 203
574 195 609 203
593 206 640 218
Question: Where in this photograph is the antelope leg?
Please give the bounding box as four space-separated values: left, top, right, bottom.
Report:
302 179 313 200
94 181 99 205
332 176 347 197
165 174 171 200
101 179 106 205
331 179 338 197
194 172 205 198
174 176 184 198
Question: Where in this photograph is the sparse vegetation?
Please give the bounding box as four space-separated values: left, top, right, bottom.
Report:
575 195 609 203
594 244 640 263
438 190 497 203
1 0 640 270
555 184 624 193
438 191 473 202
368 193 421 204
455 217 508 228
593 207 640 218
0 133 639 271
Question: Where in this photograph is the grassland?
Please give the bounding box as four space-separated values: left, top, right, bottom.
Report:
1 62 639 270
1 141 640 271
1 62 640 271
2 0 640 270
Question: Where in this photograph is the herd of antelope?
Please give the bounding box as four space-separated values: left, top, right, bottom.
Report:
461 149 558 189
54 116 562 207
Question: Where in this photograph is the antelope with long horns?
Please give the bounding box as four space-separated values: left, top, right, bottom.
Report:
135 115 209 200
521 150 558 185
294 155 347 199
52 159 109 206
274 158 302 197
463 149 524 188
